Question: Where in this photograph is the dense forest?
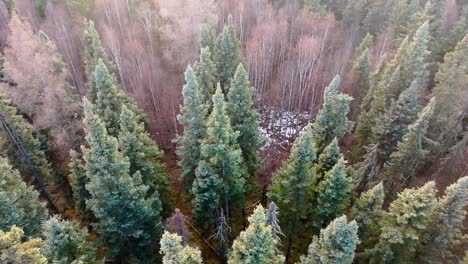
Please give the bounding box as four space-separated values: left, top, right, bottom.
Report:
0 0 467 263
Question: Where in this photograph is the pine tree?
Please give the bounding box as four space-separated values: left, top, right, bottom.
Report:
197 86 246 223
228 205 285 264
0 158 48 237
191 161 222 227
353 33 373 61
268 125 316 262
265 202 283 243
214 18 241 92
81 19 115 102
314 158 352 229
417 176 468 262
0 97 53 185
42 216 99 264
353 144 380 193
176 66 208 192
82 99 161 260
316 137 342 177
227 63 263 179
69 150 88 216
429 35 468 147
425 0 448 61
160 231 203 264
0 226 47 264
372 79 421 161
350 183 384 248
119 105 171 217
351 48 371 105
312 75 353 153
194 47 216 104
300 216 359 264
199 25 215 53
382 98 436 187
370 181 436 263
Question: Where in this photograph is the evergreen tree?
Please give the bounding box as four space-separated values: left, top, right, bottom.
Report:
0 157 48 237
42 216 99 264
81 19 114 102
417 176 468 262
215 209 231 261
0 53 5 83
353 144 379 193
268 125 316 262
0 226 47 264
312 75 353 153
69 150 88 215
351 48 371 105
370 181 436 263
300 216 359 264
214 18 241 92
316 137 341 177
382 98 436 187
197 86 246 223
191 161 222 227
228 205 285 264
227 63 263 179
372 79 420 161
314 158 352 229
160 231 203 264
199 25 215 53
82 99 161 260
176 66 208 192
119 105 171 217
350 183 384 248
265 202 283 243
425 0 448 61
194 47 216 104
429 35 468 148
353 34 373 61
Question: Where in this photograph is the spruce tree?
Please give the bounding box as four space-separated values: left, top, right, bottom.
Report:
214 18 241 92
353 144 380 193
228 205 285 264
199 25 215 53
350 183 384 248
300 216 359 264
0 157 48 237
312 75 353 153
353 33 374 61
82 99 161 260
194 47 216 104
417 176 468 262
382 98 436 187
227 63 263 179
118 105 171 217
316 137 341 177
370 181 436 263
197 86 246 223
265 202 283 243
268 125 316 261
314 158 352 229
68 150 88 216
0 97 53 185
42 216 99 263
372 79 420 161
351 48 371 105
0 226 47 264
176 66 208 192
160 231 203 264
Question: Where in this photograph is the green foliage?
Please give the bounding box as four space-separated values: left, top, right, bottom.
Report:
215 18 241 92
350 183 384 248
227 63 263 179
66 0 95 17
268 125 316 260
176 66 208 192
194 47 216 104
382 98 436 185
199 25 215 56
82 99 161 260
265 202 283 243
314 158 352 229
300 216 359 264
370 181 436 263
351 48 371 104
316 137 341 177
0 54 5 83
119 105 171 217
33 0 47 18
312 75 353 153
0 158 48 237
228 205 285 264
42 216 100 264
69 150 88 215
303 0 326 14
191 161 222 226
160 231 203 264
0 226 47 264
353 144 379 193
417 176 468 262
0 97 53 185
